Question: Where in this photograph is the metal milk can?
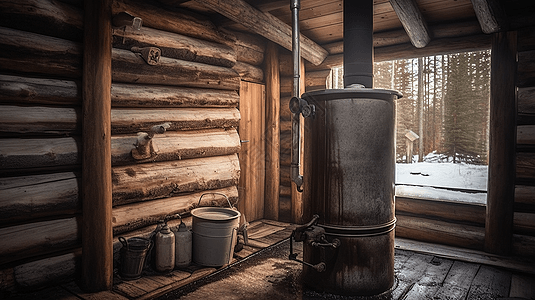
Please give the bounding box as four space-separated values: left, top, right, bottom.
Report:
154 221 175 272
174 218 192 268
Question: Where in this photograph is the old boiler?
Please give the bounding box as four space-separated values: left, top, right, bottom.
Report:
288 0 402 296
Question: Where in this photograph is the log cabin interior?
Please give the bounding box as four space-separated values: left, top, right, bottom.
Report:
0 0 534 299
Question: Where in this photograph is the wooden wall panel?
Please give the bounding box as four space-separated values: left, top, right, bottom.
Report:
238 81 266 222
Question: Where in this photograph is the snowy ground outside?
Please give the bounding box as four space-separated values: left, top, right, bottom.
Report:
395 160 488 204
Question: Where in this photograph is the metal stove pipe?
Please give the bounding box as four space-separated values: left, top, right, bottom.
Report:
344 0 373 88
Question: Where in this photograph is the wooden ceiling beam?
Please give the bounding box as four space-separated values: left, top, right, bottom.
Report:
193 0 328 65
470 0 506 34
389 0 431 48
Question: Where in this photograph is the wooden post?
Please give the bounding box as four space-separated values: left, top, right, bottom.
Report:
264 42 280 220
291 59 305 224
485 31 517 255
81 0 113 291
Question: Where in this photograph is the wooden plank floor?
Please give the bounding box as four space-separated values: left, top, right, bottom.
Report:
10 220 535 299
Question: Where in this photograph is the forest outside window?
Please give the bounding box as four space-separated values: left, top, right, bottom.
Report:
330 50 491 204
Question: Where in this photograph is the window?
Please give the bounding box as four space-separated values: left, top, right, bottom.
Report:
330 50 491 204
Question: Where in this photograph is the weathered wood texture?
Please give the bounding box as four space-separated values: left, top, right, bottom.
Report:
232 61 264 83
518 50 535 88
111 83 239 108
264 42 280 221
111 0 234 45
321 20 483 55
396 215 485 251
0 217 79 265
230 31 266 66
111 128 240 165
470 0 506 34
14 251 80 289
110 107 240 134
238 82 266 222
0 76 240 108
0 138 80 174
113 186 238 234
112 154 240 206
0 105 79 136
389 0 431 48
486 31 517 255
0 0 83 42
81 0 113 291
306 34 492 72
517 152 535 180
192 0 328 66
112 26 236 68
112 48 240 91
0 75 81 106
0 129 239 173
0 172 80 225
396 197 486 226
0 26 82 78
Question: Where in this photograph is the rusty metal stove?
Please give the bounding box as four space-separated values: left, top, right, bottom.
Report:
288 0 402 296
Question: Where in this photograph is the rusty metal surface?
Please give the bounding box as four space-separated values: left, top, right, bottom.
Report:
301 89 399 295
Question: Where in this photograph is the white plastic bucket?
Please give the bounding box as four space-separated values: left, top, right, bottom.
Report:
191 193 241 267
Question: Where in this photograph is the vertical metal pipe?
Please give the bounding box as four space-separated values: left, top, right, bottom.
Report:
290 0 303 191
343 0 373 88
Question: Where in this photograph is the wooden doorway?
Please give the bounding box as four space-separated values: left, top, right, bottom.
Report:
238 81 266 223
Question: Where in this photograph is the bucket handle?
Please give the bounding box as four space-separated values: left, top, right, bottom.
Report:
198 192 233 209
119 236 128 248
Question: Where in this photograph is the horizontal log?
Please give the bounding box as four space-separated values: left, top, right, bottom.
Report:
280 96 292 119
518 50 535 88
306 34 492 72
518 26 535 52
0 75 81 106
517 152 535 180
0 27 82 78
515 185 535 208
0 137 80 174
518 125 535 145
280 76 293 96
513 234 535 257
111 83 240 108
395 197 486 226
322 20 484 55
193 0 328 66
280 164 291 186
112 0 234 45
518 87 535 115
112 48 240 90
0 105 79 136
0 217 79 265
112 186 238 234
395 214 485 251
112 25 236 68
112 154 240 206
0 0 83 42
305 70 330 88
280 151 291 166
232 61 264 83
111 128 241 165
230 31 266 66
0 172 79 226
111 107 240 134
0 129 240 173
14 250 80 289
514 212 535 236
111 83 239 108
279 53 293 77
279 185 291 197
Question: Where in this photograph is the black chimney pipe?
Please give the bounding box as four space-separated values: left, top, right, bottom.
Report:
343 0 374 88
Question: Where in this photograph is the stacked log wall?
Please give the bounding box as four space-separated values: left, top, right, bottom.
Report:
0 0 270 294
514 27 535 257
